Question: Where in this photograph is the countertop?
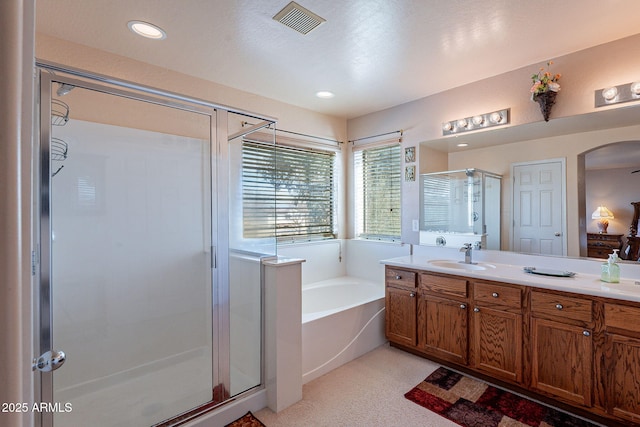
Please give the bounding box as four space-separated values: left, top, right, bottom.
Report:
381 255 640 303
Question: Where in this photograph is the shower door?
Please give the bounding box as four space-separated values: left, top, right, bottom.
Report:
38 74 221 427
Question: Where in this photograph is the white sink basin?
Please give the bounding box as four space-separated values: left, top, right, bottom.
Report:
428 260 496 271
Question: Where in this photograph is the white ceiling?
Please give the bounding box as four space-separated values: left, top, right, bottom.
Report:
35 0 640 120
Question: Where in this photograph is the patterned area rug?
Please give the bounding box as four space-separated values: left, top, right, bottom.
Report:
405 367 598 427
225 411 266 427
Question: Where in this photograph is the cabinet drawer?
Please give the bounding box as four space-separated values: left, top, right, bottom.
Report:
605 303 640 334
474 282 522 308
419 273 468 298
386 268 416 289
531 291 592 323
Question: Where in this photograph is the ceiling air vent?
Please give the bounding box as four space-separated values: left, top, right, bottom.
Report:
273 1 326 35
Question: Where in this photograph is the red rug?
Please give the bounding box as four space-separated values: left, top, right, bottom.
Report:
225 411 266 427
405 367 598 427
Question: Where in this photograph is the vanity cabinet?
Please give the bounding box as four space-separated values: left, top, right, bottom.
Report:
604 303 640 424
384 268 417 347
530 290 593 407
384 264 640 426
472 281 523 383
417 273 469 365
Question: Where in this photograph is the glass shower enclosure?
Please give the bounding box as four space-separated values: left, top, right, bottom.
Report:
37 67 276 427
420 168 502 250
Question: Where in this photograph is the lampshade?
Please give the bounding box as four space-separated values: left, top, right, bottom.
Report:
591 206 614 220
591 205 614 233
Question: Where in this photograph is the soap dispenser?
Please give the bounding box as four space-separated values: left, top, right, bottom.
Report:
601 250 620 283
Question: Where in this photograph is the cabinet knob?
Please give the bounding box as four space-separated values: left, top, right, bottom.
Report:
555 303 563 310
473 307 480 312
409 292 415 298
395 275 401 280
492 292 499 298
460 304 466 309
583 330 591 337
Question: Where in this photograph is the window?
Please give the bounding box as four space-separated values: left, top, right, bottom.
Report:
242 140 336 242
354 143 401 241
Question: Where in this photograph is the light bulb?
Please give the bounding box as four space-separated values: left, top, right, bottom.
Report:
456 119 468 129
442 122 453 132
128 21 167 40
630 82 640 96
489 112 502 124
601 86 618 101
471 115 484 126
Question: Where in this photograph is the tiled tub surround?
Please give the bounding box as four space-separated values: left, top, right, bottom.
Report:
382 245 640 426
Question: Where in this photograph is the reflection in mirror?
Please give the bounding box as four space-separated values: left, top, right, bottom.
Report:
419 169 502 250
582 140 640 260
419 106 640 260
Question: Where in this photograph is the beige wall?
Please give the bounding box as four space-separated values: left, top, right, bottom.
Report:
347 33 640 247
36 34 351 239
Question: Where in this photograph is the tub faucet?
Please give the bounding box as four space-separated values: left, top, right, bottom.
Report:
460 243 473 264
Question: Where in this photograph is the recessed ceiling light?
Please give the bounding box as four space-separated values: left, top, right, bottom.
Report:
457 143 469 147
315 91 335 99
127 20 167 40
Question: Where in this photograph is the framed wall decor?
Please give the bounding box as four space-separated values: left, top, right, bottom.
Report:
405 165 416 182
404 146 415 163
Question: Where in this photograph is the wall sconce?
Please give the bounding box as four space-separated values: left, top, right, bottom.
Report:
442 108 510 136
595 81 640 107
591 205 614 233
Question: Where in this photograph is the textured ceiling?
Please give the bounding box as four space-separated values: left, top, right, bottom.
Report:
36 0 640 119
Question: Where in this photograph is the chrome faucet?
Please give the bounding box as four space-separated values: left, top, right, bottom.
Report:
460 243 473 264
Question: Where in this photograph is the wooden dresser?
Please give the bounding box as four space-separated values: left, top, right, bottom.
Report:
587 233 623 259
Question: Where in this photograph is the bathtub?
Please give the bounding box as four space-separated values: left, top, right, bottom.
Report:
302 277 387 384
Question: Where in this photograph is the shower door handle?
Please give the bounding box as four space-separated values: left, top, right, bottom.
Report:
33 350 66 372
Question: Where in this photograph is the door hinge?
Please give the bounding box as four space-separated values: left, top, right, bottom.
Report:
211 245 216 268
31 250 37 276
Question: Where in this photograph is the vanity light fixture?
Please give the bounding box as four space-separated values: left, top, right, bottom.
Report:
595 80 640 107
442 108 510 136
128 20 167 40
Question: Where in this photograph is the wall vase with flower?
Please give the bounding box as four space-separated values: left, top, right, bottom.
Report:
530 61 561 121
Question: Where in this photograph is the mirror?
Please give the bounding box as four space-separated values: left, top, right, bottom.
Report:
419 105 640 260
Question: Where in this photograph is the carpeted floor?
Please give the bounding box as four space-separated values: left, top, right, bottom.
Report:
405 366 599 427
255 343 605 427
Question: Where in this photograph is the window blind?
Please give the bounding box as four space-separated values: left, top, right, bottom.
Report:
421 174 451 231
354 143 401 240
242 140 336 242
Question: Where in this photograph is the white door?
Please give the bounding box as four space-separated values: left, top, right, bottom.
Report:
512 159 566 255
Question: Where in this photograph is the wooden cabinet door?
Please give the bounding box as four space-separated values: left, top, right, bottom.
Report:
606 333 640 424
531 317 592 406
472 306 522 383
385 286 416 347
417 294 468 365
